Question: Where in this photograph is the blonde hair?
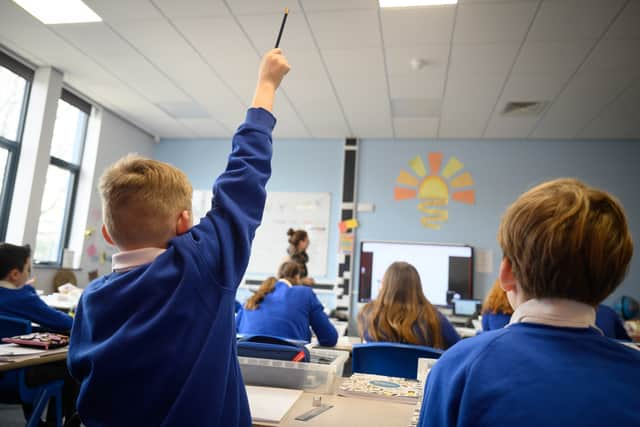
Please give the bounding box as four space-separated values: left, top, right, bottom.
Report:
498 178 633 306
482 279 514 315
99 154 192 248
358 262 445 349
245 261 301 310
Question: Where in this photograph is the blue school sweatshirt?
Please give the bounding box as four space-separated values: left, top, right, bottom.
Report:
595 304 631 341
359 308 460 349
236 281 338 346
67 108 275 427
480 311 511 331
418 322 640 427
0 285 73 332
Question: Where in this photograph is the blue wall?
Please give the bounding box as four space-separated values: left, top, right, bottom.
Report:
355 138 640 307
154 137 344 280
155 136 640 312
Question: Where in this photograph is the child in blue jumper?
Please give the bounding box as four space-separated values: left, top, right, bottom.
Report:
0 243 72 332
418 178 640 427
358 262 460 349
236 261 338 346
67 49 290 427
0 243 78 426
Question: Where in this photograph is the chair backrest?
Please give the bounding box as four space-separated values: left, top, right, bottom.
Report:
0 314 31 339
352 342 443 379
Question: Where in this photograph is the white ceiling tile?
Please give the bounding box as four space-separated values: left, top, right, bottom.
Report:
226 0 300 15
307 9 382 49
484 116 539 138
528 0 626 42
449 43 520 77
393 117 439 138
582 39 640 77
271 97 310 138
173 17 260 82
153 0 229 18
606 0 640 40
322 47 386 79
454 1 539 44
385 45 449 75
532 70 634 138
484 72 567 138
439 112 489 138
442 72 505 114
513 39 594 77
52 23 191 103
578 78 640 138
381 6 455 46
301 0 378 12
388 72 445 99
237 11 315 53
179 118 229 137
83 0 163 22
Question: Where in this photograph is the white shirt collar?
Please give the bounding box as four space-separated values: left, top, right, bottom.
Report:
509 298 598 330
280 279 293 287
0 280 19 289
111 247 166 273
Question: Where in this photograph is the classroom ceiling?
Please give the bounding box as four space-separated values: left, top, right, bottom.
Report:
0 0 639 140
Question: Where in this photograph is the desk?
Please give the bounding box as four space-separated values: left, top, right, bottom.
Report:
253 389 415 427
311 336 361 353
0 347 68 372
455 327 478 338
40 293 78 311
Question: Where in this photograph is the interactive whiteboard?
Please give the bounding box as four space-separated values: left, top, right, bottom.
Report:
193 190 330 277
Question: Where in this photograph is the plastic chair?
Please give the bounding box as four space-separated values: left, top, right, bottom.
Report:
351 342 444 379
0 314 63 427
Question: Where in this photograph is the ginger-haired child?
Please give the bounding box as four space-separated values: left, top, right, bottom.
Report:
68 49 290 427
418 178 639 427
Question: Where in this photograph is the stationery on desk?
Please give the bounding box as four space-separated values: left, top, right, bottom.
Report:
246 385 303 424
338 373 423 405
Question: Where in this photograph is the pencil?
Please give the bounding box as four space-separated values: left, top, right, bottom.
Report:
275 8 289 48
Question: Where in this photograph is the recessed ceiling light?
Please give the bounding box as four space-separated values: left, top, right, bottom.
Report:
380 0 457 7
13 0 102 24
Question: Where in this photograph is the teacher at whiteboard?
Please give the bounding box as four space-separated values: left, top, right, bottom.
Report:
287 228 315 285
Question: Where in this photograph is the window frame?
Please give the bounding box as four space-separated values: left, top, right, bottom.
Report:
35 89 90 266
0 50 34 240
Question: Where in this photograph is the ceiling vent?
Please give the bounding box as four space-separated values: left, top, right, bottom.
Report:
501 101 548 117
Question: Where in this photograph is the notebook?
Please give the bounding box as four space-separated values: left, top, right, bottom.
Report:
246 385 303 423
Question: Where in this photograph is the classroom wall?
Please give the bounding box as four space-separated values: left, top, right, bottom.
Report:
34 109 155 292
155 135 640 329
154 137 344 281
354 138 640 309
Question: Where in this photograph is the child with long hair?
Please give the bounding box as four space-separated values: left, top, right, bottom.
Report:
237 261 337 346
480 279 514 331
357 261 460 349
286 228 314 285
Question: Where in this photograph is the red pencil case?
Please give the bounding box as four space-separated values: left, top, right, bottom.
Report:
2 333 69 350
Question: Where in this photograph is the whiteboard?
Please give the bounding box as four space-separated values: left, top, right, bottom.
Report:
192 190 330 277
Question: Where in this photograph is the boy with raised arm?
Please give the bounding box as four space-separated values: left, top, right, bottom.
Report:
68 49 290 427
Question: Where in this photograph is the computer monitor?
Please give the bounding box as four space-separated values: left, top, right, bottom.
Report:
453 299 482 317
358 241 473 306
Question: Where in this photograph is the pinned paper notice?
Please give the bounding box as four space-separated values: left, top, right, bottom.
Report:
339 233 354 253
339 218 359 233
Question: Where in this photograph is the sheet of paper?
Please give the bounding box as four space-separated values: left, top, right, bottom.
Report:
246 385 303 423
0 343 48 356
474 249 493 273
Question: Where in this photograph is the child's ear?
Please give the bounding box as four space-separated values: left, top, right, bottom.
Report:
499 257 517 292
6 268 20 283
176 210 191 236
102 224 115 245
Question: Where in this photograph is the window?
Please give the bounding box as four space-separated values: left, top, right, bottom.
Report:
34 90 90 264
0 51 33 240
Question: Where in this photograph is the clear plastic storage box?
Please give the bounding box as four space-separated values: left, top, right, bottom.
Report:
239 348 349 394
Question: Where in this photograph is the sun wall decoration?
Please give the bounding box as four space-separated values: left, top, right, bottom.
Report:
394 152 475 230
